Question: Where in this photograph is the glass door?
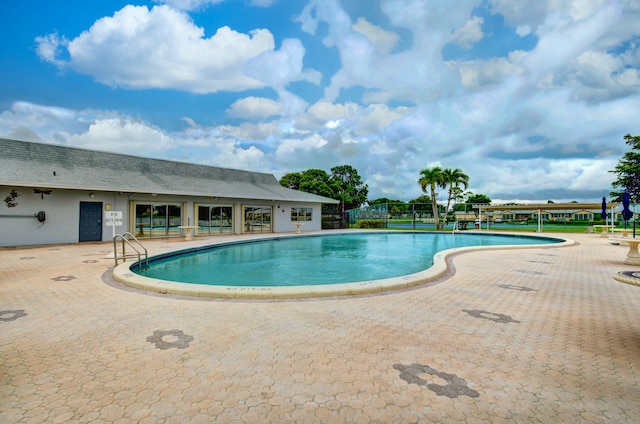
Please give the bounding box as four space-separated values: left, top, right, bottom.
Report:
198 205 234 235
134 203 182 238
244 206 272 233
213 206 233 234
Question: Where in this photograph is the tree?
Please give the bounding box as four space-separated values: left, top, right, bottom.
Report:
466 193 491 204
299 169 334 199
368 198 405 206
330 165 369 214
441 168 469 225
465 193 491 216
418 166 447 229
408 195 432 217
610 133 640 202
410 195 432 203
279 169 334 199
390 205 402 218
279 172 302 190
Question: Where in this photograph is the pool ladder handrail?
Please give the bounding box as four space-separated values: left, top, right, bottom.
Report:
113 232 148 270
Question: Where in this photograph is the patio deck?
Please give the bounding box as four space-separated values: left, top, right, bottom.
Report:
1 231 639 423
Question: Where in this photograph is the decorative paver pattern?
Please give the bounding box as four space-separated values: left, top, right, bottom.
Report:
393 363 480 398
51 275 77 282
147 329 194 350
1 231 640 423
0 310 27 322
462 309 522 323
497 284 537 291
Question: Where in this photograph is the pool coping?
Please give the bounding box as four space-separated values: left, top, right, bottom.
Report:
111 231 576 299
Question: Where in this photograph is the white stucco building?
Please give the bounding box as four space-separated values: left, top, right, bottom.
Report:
0 138 339 247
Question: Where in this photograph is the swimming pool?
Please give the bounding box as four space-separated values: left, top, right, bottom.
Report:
112 231 571 299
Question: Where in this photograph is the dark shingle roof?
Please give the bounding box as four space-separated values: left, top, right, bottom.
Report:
0 138 338 203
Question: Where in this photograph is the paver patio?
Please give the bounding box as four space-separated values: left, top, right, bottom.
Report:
1 231 639 423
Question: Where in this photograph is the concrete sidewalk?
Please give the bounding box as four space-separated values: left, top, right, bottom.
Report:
1 232 639 423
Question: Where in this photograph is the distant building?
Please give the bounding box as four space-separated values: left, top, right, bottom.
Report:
0 138 338 247
455 203 622 224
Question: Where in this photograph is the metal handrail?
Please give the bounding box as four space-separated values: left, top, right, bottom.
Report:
113 232 148 270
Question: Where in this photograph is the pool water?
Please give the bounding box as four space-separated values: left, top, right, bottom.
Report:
137 232 560 287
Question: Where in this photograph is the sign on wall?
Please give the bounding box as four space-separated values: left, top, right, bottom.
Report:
105 211 123 227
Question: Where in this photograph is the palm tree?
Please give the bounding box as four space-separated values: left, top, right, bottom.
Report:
442 168 469 226
418 167 446 230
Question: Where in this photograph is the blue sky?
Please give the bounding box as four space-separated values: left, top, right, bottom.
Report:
1 0 639 203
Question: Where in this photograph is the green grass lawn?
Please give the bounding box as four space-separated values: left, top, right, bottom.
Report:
361 218 609 234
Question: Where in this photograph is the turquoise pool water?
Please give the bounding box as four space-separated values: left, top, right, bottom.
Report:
135 232 561 287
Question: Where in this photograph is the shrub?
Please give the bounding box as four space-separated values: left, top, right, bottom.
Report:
357 219 386 229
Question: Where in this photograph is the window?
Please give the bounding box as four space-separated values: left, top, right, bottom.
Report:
291 207 312 222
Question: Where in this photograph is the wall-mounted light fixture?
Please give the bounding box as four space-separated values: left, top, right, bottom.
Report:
33 189 52 199
89 193 95 198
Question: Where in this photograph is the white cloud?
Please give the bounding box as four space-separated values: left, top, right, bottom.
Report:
216 121 282 140
34 33 67 66
455 52 525 89
0 102 174 156
489 0 608 29
249 0 276 7
0 101 86 140
355 104 412 135
546 50 640 101
11 0 640 202
298 0 477 103
275 134 329 159
243 38 321 90
153 0 223 11
295 101 357 130
450 16 484 50
36 5 275 93
67 118 173 155
521 2 622 80
352 17 400 54
226 97 282 120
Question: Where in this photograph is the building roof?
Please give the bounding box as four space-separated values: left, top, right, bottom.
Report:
483 202 618 211
0 138 339 204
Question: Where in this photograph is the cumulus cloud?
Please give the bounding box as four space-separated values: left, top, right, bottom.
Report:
295 102 357 130
156 0 279 10
67 118 174 155
226 97 282 120
34 33 67 66
243 38 321 90
450 16 484 50
352 17 400 54
455 51 526 89
0 102 174 156
521 2 622 79
548 50 640 101
249 0 277 7
153 0 223 11
11 0 640 202
36 5 275 93
298 0 477 103
489 0 608 31
216 121 282 140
